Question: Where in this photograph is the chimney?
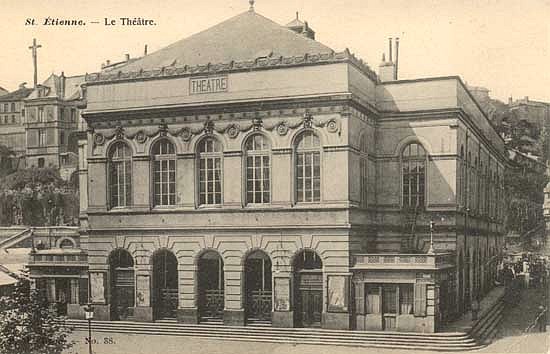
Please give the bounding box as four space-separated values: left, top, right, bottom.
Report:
508 96 513 105
60 71 66 99
125 53 130 62
395 37 400 80
524 96 529 101
389 38 393 62
379 53 396 82
106 60 110 66
144 45 148 56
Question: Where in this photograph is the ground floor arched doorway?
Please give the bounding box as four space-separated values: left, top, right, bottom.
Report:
294 249 323 327
109 249 135 320
245 250 272 324
152 249 178 319
198 250 224 322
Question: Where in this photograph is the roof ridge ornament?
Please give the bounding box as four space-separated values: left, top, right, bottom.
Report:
249 0 255 11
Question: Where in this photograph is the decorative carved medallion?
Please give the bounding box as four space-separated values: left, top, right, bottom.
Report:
93 133 105 146
180 127 192 142
276 122 289 136
326 119 339 133
135 131 147 144
227 124 239 139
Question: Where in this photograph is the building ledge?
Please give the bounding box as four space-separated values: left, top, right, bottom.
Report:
352 253 455 270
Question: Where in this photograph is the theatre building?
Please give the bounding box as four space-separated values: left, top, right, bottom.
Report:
78 4 507 332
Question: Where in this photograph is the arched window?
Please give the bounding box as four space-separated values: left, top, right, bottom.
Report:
59 238 75 249
245 134 270 204
198 137 222 205
401 142 426 208
108 142 132 208
152 139 176 206
360 132 369 207
295 131 321 202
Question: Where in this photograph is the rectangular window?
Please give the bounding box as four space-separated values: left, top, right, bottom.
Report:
199 156 222 205
154 159 176 206
382 284 397 314
400 284 414 314
38 107 44 122
365 283 416 315
414 283 427 316
38 129 46 147
60 131 65 145
296 151 320 202
246 155 270 204
71 108 77 123
366 285 380 314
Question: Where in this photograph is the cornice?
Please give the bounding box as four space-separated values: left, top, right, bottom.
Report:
84 49 379 85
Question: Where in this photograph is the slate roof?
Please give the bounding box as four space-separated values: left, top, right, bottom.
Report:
26 74 85 101
0 87 33 102
112 9 334 73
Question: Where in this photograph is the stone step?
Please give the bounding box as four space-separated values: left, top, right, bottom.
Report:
69 325 484 351
66 320 472 342
470 300 505 341
65 320 483 350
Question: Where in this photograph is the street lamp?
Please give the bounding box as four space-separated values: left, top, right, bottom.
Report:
428 220 435 254
84 303 94 354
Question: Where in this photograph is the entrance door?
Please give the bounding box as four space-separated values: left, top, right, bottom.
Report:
55 278 70 316
382 284 397 330
293 250 323 328
153 250 178 319
109 249 135 320
245 251 272 323
198 251 224 321
297 273 323 327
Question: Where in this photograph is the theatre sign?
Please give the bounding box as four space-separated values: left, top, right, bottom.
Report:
190 75 228 95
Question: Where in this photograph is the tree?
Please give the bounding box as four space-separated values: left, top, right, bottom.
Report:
0 145 16 178
0 280 73 354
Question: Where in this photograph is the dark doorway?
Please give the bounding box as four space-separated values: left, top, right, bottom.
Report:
109 249 135 320
294 250 323 327
55 278 70 316
245 250 272 324
153 249 178 319
198 251 224 322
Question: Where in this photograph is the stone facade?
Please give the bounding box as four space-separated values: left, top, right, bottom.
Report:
73 8 508 333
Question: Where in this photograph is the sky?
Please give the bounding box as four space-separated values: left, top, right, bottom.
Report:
0 0 549 102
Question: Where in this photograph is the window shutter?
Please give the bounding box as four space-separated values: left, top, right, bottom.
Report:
414 283 427 317
355 283 365 315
